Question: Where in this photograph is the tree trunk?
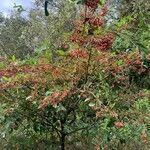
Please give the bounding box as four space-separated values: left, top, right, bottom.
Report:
60 133 66 150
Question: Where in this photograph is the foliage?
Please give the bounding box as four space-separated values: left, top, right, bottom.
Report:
112 0 150 55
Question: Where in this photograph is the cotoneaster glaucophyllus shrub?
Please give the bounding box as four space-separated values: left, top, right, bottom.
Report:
0 1 150 150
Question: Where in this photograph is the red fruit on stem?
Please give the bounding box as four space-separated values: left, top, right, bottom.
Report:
114 122 125 128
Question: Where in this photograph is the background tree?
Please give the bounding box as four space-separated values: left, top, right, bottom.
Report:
0 13 32 59
0 0 77 60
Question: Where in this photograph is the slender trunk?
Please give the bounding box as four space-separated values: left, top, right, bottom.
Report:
60 122 66 150
60 133 66 150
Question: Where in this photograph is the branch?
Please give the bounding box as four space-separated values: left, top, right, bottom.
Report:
3 90 17 101
85 47 92 83
66 123 95 135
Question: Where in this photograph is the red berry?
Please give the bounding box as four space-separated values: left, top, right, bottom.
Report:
114 122 125 128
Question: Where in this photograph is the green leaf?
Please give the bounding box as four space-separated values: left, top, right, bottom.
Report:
45 91 51 96
84 98 90 102
117 59 124 66
99 0 105 6
0 62 5 69
2 77 11 82
56 104 66 112
77 0 85 5
116 16 132 28
57 50 66 56
89 102 95 107
11 55 16 62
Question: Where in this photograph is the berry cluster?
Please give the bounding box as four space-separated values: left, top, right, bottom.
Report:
0 64 53 78
74 20 84 33
39 90 69 109
92 34 114 51
69 49 88 59
70 32 85 46
85 0 99 10
89 17 104 27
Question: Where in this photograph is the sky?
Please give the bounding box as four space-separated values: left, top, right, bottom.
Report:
0 0 34 16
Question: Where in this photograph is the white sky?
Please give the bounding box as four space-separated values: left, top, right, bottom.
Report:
0 0 34 16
